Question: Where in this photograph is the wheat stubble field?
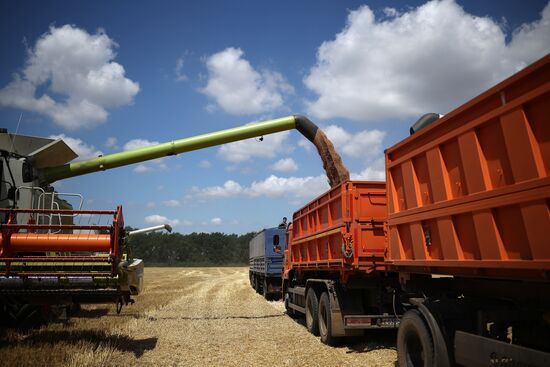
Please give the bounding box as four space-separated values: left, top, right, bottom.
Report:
0 267 397 366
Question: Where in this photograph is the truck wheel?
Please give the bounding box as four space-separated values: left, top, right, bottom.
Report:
285 293 298 318
397 309 434 367
306 288 320 336
255 276 262 294
263 278 269 300
319 292 340 345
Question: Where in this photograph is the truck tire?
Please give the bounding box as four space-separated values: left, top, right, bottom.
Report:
306 288 320 336
263 278 269 299
255 276 262 294
284 293 298 318
318 291 340 346
397 309 434 367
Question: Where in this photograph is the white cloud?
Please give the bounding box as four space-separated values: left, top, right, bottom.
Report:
351 158 386 181
305 0 550 121
298 138 312 152
49 134 102 160
248 175 328 198
123 138 160 151
174 56 188 82
104 137 117 148
271 158 298 172
198 159 212 168
144 214 180 227
218 130 292 163
162 199 181 207
211 217 223 225
323 125 386 158
201 47 293 115
198 180 243 198
0 25 139 129
123 138 166 173
195 174 329 200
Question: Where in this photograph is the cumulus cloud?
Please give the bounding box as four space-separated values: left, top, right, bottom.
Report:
305 0 550 121
201 47 293 115
195 174 329 200
323 125 386 158
351 158 386 181
211 217 223 225
0 25 139 129
195 180 243 198
49 134 102 160
271 158 298 172
123 138 166 173
123 138 160 151
144 214 180 226
217 131 292 163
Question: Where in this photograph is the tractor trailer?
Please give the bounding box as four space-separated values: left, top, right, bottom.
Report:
283 54 550 366
249 227 287 299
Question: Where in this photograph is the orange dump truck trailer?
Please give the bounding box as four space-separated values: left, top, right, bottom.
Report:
283 54 550 366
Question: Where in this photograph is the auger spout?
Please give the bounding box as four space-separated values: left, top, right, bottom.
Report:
41 115 349 187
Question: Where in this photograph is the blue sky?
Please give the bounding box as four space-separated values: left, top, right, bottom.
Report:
1 0 549 234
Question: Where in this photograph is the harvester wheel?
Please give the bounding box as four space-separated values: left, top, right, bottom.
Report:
306 288 320 336
397 309 434 367
319 292 340 346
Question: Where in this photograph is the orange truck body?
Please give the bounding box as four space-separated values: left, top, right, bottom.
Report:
386 54 550 281
283 55 550 363
286 54 550 281
288 181 386 277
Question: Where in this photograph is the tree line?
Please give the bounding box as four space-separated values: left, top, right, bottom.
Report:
126 228 255 266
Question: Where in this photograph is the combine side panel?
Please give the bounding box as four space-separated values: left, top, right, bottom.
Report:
0 206 140 306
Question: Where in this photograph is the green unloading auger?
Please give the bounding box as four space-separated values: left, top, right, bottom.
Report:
41 115 349 187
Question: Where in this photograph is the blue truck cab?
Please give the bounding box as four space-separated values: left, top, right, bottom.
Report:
249 227 287 299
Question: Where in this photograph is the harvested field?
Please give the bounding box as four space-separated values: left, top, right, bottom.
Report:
0 267 397 366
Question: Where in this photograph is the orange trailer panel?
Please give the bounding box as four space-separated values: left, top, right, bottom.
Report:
289 181 386 273
385 54 550 280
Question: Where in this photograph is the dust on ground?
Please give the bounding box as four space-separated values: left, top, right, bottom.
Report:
0 267 397 366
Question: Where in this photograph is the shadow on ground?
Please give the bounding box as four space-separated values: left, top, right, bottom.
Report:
146 314 285 321
73 307 110 318
0 330 157 358
345 329 397 353
286 311 397 353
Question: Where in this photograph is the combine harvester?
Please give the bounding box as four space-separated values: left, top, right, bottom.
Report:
0 115 348 325
283 54 550 366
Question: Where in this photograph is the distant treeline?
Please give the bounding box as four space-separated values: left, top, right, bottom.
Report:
126 228 255 266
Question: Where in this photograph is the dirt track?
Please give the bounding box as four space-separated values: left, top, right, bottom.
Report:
0 267 397 366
